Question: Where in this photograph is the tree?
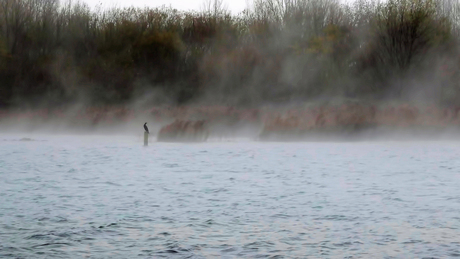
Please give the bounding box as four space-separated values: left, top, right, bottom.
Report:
360 0 452 95
201 0 228 17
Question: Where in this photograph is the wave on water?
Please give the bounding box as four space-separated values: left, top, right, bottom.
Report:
1 137 460 258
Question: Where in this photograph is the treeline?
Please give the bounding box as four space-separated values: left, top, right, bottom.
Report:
1 0 460 108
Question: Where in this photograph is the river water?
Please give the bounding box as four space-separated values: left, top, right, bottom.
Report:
1 134 460 258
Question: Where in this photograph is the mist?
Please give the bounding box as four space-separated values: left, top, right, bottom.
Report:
1 0 460 140
4 2 460 257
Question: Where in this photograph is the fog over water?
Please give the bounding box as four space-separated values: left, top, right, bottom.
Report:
1 135 460 258
2 0 460 255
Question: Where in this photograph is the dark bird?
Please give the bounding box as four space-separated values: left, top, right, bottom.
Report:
144 122 149 134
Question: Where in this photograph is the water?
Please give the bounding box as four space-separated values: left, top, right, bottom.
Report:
1 135 460 258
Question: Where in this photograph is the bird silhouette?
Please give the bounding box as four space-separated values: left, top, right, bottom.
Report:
144 122 149 134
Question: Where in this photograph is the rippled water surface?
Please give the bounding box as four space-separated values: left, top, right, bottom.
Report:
2 134 460 258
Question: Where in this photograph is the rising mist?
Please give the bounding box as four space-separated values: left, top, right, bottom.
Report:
1 0 460 139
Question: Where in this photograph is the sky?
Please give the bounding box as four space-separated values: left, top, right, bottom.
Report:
83 0 250 14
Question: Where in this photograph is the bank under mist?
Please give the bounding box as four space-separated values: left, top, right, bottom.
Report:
2 0 460 140
2 102 460 142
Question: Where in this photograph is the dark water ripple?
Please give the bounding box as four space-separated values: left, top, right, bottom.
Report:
1 136 460 258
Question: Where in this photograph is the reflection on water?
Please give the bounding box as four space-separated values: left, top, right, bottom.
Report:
1 135 460 258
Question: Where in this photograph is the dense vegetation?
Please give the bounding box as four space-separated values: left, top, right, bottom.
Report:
0 0 460 108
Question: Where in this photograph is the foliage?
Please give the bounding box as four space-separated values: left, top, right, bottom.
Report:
0 0 459 108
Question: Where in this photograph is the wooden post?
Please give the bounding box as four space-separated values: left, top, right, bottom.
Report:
144 132 149 146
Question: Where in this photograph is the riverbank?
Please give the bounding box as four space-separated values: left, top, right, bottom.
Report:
1 103 460 140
